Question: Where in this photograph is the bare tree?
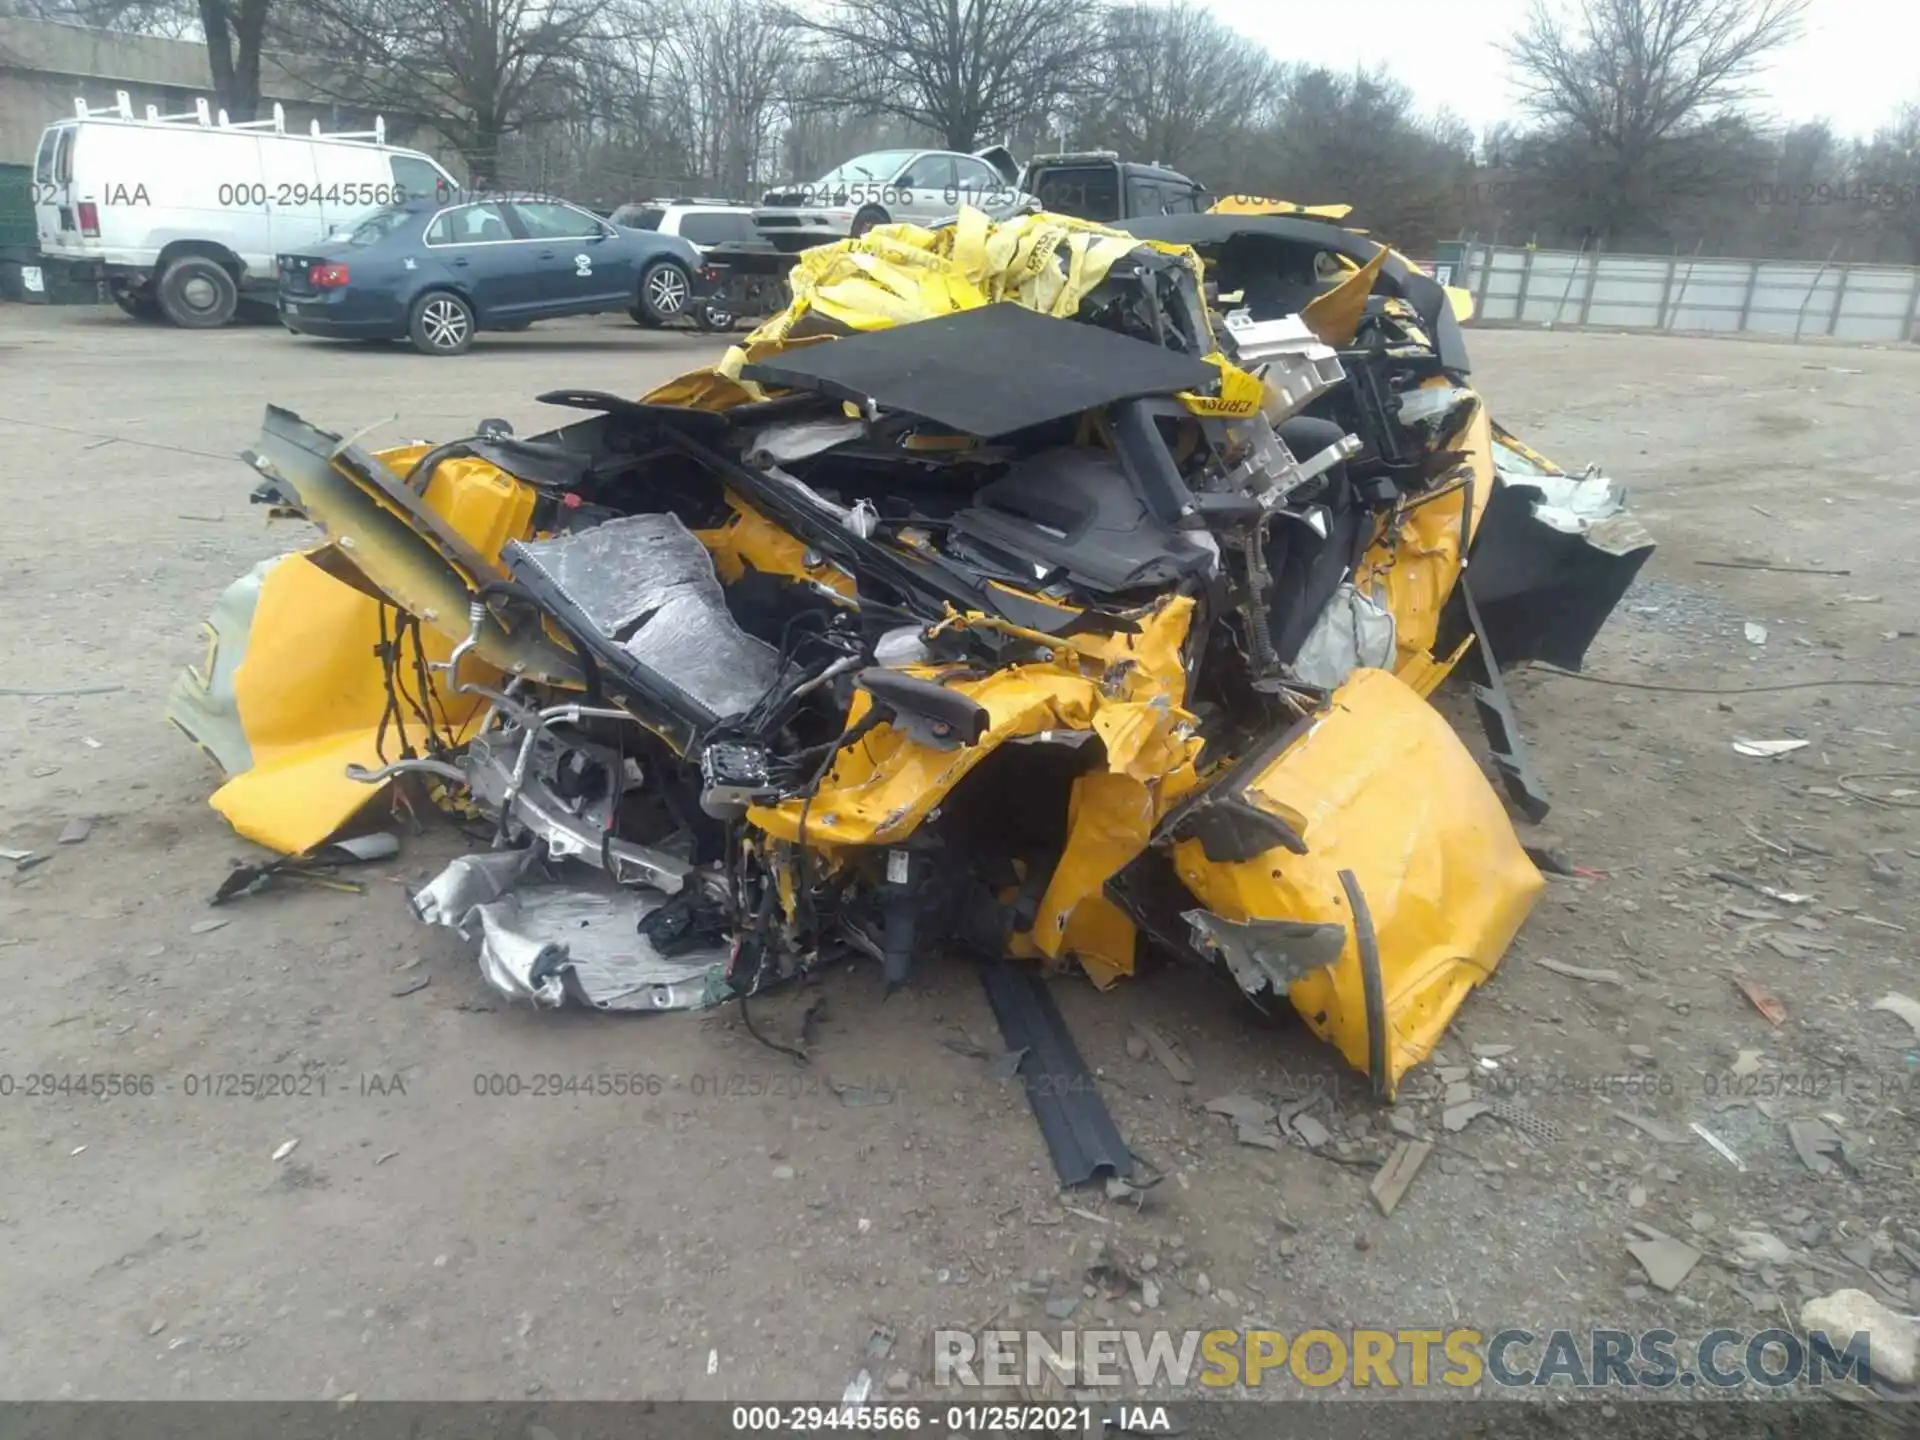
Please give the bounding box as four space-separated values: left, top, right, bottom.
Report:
0 0 196 39
651 0 791 193
1226 67 1474 252
1860 102 1920 263
0 0 261 113
286 0 640 183
782 0 1106 152
199 0 269 119
1069 3 1282 172
1503 0 1810 238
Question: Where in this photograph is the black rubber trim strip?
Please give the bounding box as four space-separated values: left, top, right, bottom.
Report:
1339 868 1390 1100
979 961 1132 1187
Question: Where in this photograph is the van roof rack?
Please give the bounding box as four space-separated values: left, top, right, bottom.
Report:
1026 150 1120 164
72 92 387 146
642 196 749 207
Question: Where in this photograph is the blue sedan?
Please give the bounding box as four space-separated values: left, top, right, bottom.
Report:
276 193 703 355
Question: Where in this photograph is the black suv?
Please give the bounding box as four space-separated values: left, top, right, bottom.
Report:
1018 152 1209 225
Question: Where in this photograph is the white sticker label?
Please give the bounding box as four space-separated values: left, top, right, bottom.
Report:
22 266 44 292
887 850 909 884
574 253 593 277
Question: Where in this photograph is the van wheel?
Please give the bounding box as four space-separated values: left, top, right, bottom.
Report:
112 286 161 321
157 255 238 328
409 291 474 355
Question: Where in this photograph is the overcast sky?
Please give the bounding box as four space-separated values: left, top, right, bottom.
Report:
1205 0 1919 140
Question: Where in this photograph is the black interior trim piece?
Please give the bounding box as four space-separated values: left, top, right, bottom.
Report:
980 961 1133 1186
531 390 733 441
1149 706 1321 852
738 303 1218 438
1170 803 1308 863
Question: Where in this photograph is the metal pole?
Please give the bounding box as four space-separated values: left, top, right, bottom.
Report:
1577 238 1605 324
1903 267 1920 343
1654 244 1680 329
1514 245 1536 322
1666 238 1706 331
1736 259 1762 333
1549 238 1586 327
1794 240 1843 342
1475 240 1497 315
1825 261 1852 337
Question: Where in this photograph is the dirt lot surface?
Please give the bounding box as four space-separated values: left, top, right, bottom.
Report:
1 306 1916 1406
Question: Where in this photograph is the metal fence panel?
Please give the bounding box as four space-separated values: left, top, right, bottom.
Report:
1461 244 1920 343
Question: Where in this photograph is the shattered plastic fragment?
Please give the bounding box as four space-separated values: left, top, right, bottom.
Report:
1733 738 1808 758
1869 992 1920 1040
1691 1122 1747 1171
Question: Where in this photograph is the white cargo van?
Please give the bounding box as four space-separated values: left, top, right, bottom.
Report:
32 90 459 327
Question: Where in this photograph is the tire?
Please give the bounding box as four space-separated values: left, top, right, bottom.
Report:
629 304 662 329
112 286 161 321
408 290 475 355
636 259 692 323
850 206 889 238
693 300 735 332
156 255 238 328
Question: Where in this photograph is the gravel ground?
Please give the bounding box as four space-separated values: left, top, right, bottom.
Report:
0 307 1915 1409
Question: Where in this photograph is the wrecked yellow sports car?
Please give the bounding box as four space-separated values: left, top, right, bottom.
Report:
170 208 1651 1172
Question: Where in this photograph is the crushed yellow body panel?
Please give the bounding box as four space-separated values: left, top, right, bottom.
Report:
371 445 540 566
1174 668 1544 1095
1360 392 1497 674
749 596 1200 844
207 551 494 855
693 492 856 597
1301 249 1388 348
197 442 539 854
1032 770 1153 984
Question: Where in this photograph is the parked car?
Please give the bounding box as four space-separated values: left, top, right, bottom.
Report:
754 146 1027 252
610 197 791 331
275 193 702 355
32 89 457 328
1018 151 1209 224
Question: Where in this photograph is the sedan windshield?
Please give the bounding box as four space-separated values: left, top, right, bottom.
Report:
345 207 415 245
813 150 917 185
